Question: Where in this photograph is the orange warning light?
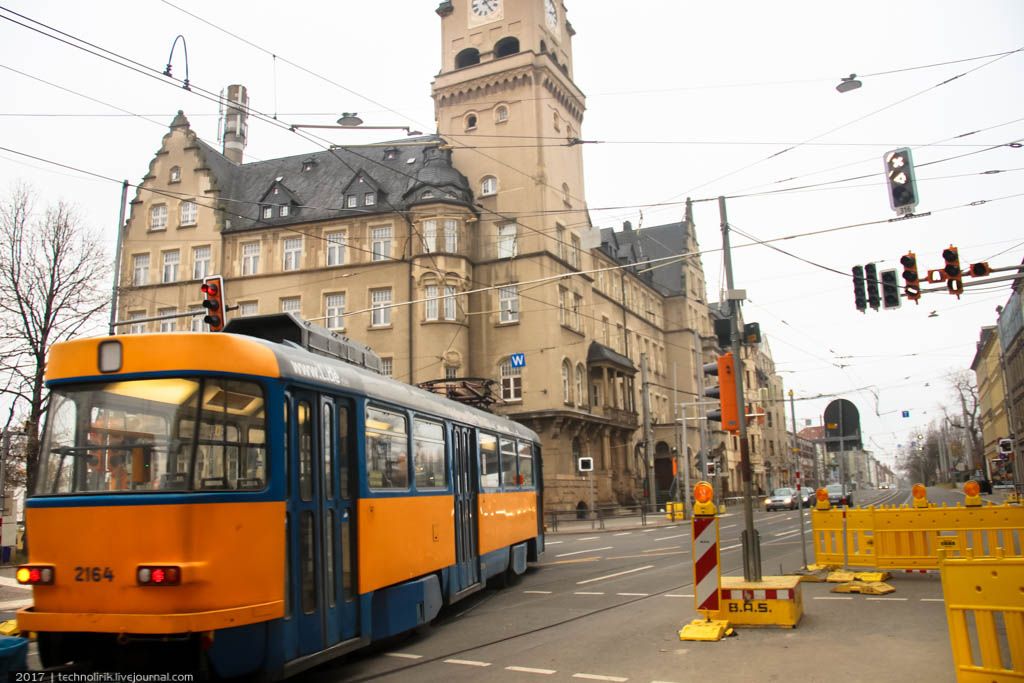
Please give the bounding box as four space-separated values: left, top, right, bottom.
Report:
816 487 828 502
694 481 714 504
963 480 980 497
911 483 927 499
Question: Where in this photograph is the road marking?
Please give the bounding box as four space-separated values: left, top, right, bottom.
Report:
573 675 628 682
616 592 649 597
523 590 553 595
445 659 491 667
867 597 909 601
609 551 687 559
774 529 800 537
721 543 742 551
644 546 682 552
814 596 853 600
546 541 564 545
577 536 600 541
665 594 694 598
921 598 945 602
577 564 655 585
613 532 632 537
654 533 688 542
507 666 557 675
641 529 657 533
721 524 737 529
385 653 423 659
556 546 613 558
575 591 605 595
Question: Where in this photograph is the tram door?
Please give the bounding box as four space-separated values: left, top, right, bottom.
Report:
452 425 480 591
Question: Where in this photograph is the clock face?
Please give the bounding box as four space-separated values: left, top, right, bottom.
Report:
545 0 558 29
472 0 499 17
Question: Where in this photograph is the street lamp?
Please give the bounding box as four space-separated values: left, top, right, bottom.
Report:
836 74 861 93
291 112 423 136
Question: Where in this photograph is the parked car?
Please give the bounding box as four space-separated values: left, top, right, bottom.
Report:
826 483 853 507
765 487 800 511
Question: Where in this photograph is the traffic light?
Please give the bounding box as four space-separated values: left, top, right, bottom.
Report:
851 266 867 312
201 275 226 332
900 251 921 303
864 263 881 311
706 462 717 478
942 246 963 297
880 268 901 309
968 262 991 277
883 147 919 214
703 352 739 433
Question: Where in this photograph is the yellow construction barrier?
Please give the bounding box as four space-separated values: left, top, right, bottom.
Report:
939 548 1024 681
811 483 1024 571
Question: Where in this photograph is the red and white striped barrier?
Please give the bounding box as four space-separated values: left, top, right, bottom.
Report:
692 515 721 613
723 588 795 600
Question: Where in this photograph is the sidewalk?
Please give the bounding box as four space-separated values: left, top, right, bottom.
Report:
546 509 724 535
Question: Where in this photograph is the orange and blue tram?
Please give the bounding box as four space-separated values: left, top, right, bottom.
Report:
18 315 544 677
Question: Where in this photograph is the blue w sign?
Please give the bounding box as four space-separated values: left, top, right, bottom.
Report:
510 353 526 368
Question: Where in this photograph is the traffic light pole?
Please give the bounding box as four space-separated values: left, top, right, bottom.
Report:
719 196 761 582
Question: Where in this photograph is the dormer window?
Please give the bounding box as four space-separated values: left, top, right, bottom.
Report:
384 148 398 160
421 190 435 200
262 206 272 219
364 192 376 206
465 113 477 131
302 159 317 172
273 187 280 195
280 205 290 217
169 166 181 183
346 195 357 208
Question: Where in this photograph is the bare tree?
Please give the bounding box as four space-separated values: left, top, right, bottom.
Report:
946 370 983 470
0 184 110 494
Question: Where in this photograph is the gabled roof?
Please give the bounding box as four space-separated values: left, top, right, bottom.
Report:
597 220 693 296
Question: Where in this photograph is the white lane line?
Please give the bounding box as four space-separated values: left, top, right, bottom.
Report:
575 591 605 595
445 659 491 667
507 666 557 675
613 532 632 537
556 546 613 558
641 529 657 533
721 524 737 529
663 526 678 530
385 653 423 659
665 594 694 598
577 564 655 585
867 597 909 601
577 536 600 541
523 590 553 595
653 533 688 542
921 598 945 603
616 592 649 597
774 529 800 537
546 541 564 545
573 675 628 682
644 546 685 553
721 543 742 551
815 596 853 600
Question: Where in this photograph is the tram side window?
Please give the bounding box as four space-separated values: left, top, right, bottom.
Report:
517 441 535 487
500 437 517 488
195 379 268 491
413 418 447 489
366 406 408 490
479 432 499 490
298 401 313 500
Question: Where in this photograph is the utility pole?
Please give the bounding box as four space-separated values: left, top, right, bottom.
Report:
673 363 692 517
790 389 808 568
641 353 656 512
693 329 710 485
719 195 761 582
108 180 130 336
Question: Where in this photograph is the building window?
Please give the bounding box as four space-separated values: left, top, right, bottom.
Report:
128 311 146 335
262 206 273 219
239 301 258 317
180 201 197 226
280 205 290 217
242 242 260 275
558 286 568 326
556 223 567 261
497 223 517 258
325 293 346 330
561 360 571 404
444 219 458 252
495 105 509 123
573 293 583 330
346 195 358 209
562 182 571 207
158 307 175 333
162 250 179 283
190 306 204 332
445 365 458 380
425 284 439 321
575 364 586 407
326 232 346 266
149 205 167 231
380 357 393 378
281 297 301 314
169 166 181 183
371 288 392 327
500 359 522 401
465 113 477 130
602 316 610 345
552 111 560 131
422 220 437 253
364 192 376 206
443 285 457 321
371 226 392 262
192 245 211 280
132 254 150 286
499 285 519 323
481 175 497 196
283 237 302 271
571 234 581 269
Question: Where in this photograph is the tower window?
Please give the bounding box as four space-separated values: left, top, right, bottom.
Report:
455 48 480 69
465 113 478 130
494 37 520 59
481 175 497 196
495 105 509 124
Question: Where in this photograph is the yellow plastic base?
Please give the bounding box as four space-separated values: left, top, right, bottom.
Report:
831 581 895 595
679 618 730 641
0 620 19 636
715 576 803 628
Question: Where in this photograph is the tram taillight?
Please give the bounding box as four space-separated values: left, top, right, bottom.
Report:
137 565 181 586
16 565 54 585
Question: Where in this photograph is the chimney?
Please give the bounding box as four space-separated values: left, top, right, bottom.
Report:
622 220 632 231
219 84 249 164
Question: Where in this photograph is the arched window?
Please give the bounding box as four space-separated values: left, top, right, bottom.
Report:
495 105 509 123
494 37 520 59
561 360 572 404
552 111 560 131
481 175 497 196
572 437 581 461
465 113 478 130
562 182 571 206
455 48 480 68
575 364 586 407
169 166 181 183
500 359 522 401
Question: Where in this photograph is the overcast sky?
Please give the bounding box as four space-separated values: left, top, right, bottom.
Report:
2 1 1023 469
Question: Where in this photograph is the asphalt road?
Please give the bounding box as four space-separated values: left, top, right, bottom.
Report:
303 484 1001 683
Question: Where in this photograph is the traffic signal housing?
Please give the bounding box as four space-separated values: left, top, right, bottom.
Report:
852 265 867 312
864 263 881 311
943 246 963 297
900 252 921 303
201 275 226 332
968 262 991 277
880 268 901 309
703 352 739 433
884 147 919 214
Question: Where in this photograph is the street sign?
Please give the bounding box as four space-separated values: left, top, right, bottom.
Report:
578 457 594 472
510 353 526 368
902 410 910 418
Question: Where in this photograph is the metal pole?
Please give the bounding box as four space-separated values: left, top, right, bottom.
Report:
0 431 8 518
674 362 692 519
995 325 1023 496
641 353 656 513
790 390 808 568
693 329 711 499
108 180 130 336
719 195 761 582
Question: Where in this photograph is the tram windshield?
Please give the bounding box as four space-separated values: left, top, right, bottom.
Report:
37 377 267 495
